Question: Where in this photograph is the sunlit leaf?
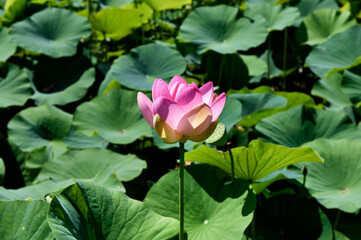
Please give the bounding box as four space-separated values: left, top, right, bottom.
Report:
144 0 191 11
185 140 323 182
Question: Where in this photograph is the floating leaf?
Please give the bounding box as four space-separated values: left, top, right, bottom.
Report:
100 43 186 91
245 2 300 31
90 7 144 40
0 27 16 62
303 9 357 45
305 26 361 78
144 0 191 11
185 140 323 182
35 148 146 191
10 8 91 58
74 89 152 144
0 64 32 108
256 105 361 147
48 180 179 239
8 105 72 157
179 5 268 54
296 139 361 213
0 200 54 240
145 165 256 240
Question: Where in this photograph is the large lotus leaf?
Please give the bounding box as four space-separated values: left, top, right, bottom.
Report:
218 96 243 132
296 139 361 213
35 148 146 191
0 27 16 61
305 26 361 78
0 0 26 25
90 7 144 40
244 2 300 31
0 64 32 108
10 8 91 58
295 0 338 19
74 89 152 144
63 128 109 150
0 200 53 240
230 93 287 128
121 2 154 24
0 179 73 200
312 73 352 109
100 43 186 91
256 105 361 147
179 5 268 54
7 105 72 157
144 0 191 11
303 8 357 45
255 194 323 239
230 86 316 127
144 164 256 240
342 70 361 105
29 55 95 105
185 140 323 182
48 180 179 239
239 54 267 77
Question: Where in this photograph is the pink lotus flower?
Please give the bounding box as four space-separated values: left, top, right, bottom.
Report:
137 75 226 143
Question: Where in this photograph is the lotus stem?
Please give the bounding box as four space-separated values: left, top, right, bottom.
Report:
333 210 341 240
228 147 235 182
267 36 271 80
179 142 185 240
282 27 288 90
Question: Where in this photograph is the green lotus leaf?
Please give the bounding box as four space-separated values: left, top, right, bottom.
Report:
7 105 72 157
295 0 338 19
30 55 95 105
74 89 152 144
256 105 361 147
0 64 32 108
144 0 191 11
305 26 361 78
35 148 146 191
100 43 186 91
230 86 316 127
230 93 287 128
245 2 300 31
0 200 54 240
296 139 361 213
0 27 16 62
185 140 323 182
303 8 357 45
240 54 267 77
121 2 154 24
10 8 91 58
144 165 256 240
48 180 179 239
0 0 27 25
0 179 73 200
90 7 144 40
312 71 361 110
255 194 323 239
179 4 268 54
218 96 243 132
